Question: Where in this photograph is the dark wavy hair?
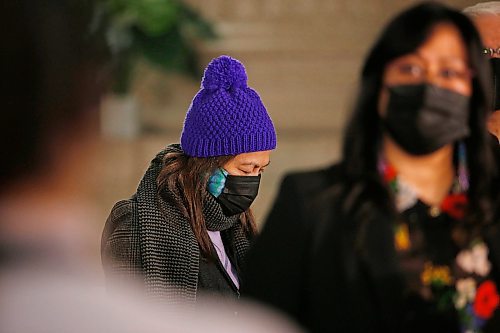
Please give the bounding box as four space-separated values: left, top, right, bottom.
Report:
157 150 257 258
342 2 497 225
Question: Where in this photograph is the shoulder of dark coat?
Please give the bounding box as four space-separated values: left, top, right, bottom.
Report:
279 162 344 197
101 195 138 248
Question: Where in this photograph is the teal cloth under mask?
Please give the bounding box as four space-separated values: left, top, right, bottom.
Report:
207 168 229 198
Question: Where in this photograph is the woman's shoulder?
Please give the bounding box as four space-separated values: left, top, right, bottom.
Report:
278 163 345 197
110 196 137 217
100 196 141 270
281 162 386 209
263 163 350 233
102 196 138 245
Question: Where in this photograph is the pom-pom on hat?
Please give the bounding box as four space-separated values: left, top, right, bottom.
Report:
180 55 277 157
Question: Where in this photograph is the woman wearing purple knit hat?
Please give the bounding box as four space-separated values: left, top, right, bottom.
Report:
101 55 276 305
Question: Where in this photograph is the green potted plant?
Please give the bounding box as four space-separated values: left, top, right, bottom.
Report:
102 0 216 93
97 0 216 137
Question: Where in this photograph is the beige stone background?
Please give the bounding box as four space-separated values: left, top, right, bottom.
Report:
91 0 482 242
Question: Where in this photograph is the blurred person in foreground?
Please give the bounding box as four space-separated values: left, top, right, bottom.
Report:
0 1 298 332
464 1 500 143
102 55 276 305
0 0 108 275
243 2 500 332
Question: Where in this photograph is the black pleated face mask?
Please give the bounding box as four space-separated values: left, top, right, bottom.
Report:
490 58 500 111
216 174 260 216
382 84 470 155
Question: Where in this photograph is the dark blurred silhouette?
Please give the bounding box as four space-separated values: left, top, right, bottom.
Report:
0 0 109 274
243 2 500 333
1 0 108 190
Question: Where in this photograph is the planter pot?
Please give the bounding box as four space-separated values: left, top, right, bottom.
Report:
100 94 140 139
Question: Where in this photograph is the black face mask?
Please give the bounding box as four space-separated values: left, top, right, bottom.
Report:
490 58 500 111
216 174 260 216
382 84 470 155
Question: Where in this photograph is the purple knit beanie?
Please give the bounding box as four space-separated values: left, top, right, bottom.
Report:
180 55 277 157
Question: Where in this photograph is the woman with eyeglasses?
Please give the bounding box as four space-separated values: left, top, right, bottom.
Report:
243 3 500 332
464 2 500 144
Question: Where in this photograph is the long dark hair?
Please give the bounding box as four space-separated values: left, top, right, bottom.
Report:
157 149 257 257
342 2 497 225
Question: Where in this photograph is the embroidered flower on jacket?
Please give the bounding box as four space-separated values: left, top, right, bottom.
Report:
454 278 476 309
473 280 500 320
421 262 453 287
472 243 492 277
394 223 410 251
456 242 491 277
441 193 468 220
456 250 475 274
454 242 498 332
